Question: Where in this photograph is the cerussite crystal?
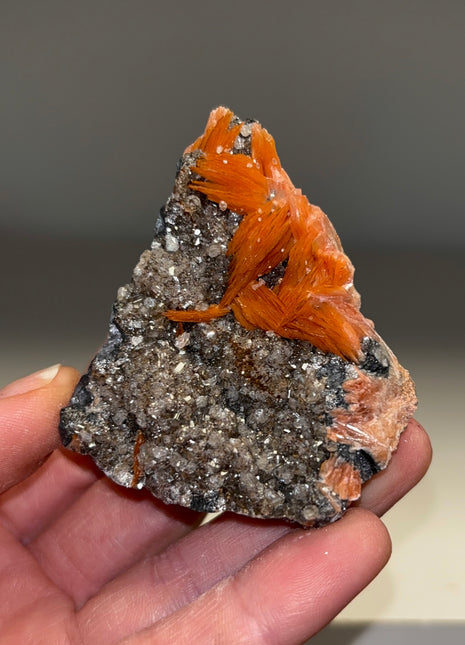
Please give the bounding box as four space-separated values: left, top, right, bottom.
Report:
59 107 417 526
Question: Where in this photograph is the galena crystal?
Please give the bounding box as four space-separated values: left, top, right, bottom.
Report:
59 107 417 526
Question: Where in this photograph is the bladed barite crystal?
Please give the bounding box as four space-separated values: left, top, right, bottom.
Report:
59 107 417 526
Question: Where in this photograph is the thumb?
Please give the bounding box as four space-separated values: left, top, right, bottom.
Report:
0 365 80 494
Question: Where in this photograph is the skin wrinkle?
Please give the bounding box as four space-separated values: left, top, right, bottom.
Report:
7 456 99 545
118 509 390 644
222 575 268 645
34 531 97 609
0 528 58 629
28 468 204 613
78 517 291 643
236 531 322 640
150 547 203 615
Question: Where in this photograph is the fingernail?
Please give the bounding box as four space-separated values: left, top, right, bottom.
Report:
0 364 61 399
36 364 61 384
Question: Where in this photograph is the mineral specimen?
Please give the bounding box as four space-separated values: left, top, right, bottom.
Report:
59 107 417 526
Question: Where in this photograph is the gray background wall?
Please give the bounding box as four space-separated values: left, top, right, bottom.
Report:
1 0 464 250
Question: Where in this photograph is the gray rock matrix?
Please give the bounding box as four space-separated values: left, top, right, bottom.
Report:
60 139 396 527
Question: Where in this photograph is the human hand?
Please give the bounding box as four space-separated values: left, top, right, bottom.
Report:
0 365 431 644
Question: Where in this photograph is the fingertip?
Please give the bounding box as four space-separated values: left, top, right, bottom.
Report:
343 507 392 567
402 418 433 472
46 365 81 400
357 417 432 517
0 365 81 493
0 364 81 400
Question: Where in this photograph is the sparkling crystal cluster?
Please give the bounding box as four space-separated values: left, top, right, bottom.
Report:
60 108 416 526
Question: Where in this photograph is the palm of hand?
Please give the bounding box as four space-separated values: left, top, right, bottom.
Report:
0 367 431 644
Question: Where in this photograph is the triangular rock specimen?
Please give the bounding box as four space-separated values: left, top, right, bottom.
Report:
60 108 417 526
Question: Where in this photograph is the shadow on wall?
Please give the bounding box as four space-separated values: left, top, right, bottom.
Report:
309 625 367 645
308 624 465 645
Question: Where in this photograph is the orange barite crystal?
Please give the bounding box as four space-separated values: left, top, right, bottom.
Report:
165 107 373 361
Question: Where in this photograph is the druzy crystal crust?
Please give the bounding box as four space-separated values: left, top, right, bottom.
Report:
60 108 417 526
